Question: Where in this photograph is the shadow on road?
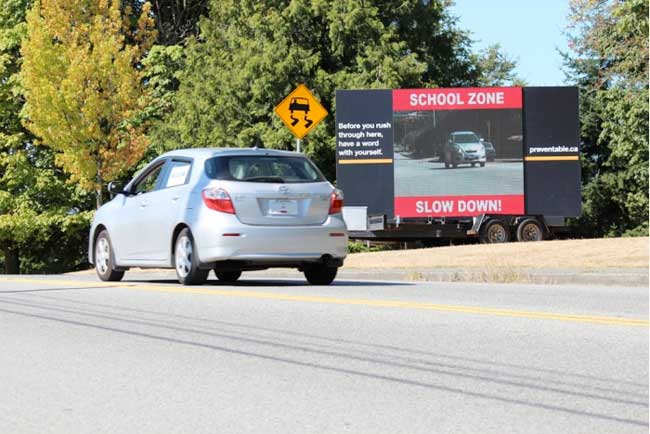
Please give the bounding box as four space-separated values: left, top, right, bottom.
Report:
121 278 411 287
0 292 647 428
0 285 119 293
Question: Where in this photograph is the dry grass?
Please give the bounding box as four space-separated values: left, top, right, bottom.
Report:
344 237 649 270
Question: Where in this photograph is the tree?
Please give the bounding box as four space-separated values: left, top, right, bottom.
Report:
377 0 479 87
150 0 478 180
149 0 208 45
475 43 525 87
21 0 157 207
0 0 93 274
564 0 648 236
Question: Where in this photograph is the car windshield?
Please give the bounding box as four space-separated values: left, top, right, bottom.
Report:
205 155 325 183
453 133 480 144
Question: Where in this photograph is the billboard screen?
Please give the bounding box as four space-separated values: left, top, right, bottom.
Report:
335 86 580 220
392 87 524 217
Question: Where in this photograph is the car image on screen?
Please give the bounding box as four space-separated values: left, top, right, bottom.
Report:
443 131 487 168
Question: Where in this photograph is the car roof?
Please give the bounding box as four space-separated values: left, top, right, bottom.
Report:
160 147 303 160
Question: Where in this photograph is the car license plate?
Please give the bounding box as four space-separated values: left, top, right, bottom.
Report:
268 199 298 216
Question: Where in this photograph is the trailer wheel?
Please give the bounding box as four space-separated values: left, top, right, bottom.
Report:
516 218 545 242
479 219 510 244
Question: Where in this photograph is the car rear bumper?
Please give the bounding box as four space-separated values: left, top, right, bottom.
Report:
458 155 486 163
191 213 348 266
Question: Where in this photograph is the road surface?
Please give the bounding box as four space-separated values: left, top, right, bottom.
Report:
0 273 647 434
394 151 524 196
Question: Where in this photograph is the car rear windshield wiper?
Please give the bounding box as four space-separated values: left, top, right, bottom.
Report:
242 176 286 183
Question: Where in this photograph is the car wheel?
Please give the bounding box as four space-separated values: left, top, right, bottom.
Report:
479 219 510 244
480 162 486 167
94 230 124 282
215 270 242 283
304 265 338 285
174 228 209 285
516 218 545 242
471 163 476 167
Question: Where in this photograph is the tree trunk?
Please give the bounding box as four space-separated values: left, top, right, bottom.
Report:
4 246 20 274
96 187 103 209
96 156 103 209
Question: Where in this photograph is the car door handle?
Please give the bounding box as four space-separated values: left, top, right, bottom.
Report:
172 196 180 202
139 201 148 208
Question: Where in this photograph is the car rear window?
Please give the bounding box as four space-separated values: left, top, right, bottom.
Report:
205 155 325 183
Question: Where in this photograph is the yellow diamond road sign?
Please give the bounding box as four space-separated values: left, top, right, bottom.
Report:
274 84 328 139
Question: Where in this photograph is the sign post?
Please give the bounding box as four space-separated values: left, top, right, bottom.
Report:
274 84 328 151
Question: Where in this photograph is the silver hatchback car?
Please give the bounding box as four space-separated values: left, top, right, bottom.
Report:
89 148 348 285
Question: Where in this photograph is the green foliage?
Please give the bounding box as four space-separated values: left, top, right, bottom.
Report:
142 44 187 160
347 241 385 254
150 0 478 180
475 43 525 86
0 0 94 274
565 0 649 237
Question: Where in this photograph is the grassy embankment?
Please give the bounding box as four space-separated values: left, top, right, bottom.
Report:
343 237 649 283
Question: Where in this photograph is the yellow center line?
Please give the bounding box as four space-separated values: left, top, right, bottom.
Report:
1 277 647 327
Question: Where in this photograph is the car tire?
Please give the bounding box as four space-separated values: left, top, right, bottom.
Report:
94 230 125 282
471 163 476 167
304 265 338 285
479 219 511 244
215 270 242 283
516 218 545 242
480 162 485 167
174 228 208 285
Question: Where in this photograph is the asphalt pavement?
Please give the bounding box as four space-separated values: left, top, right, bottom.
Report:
394 152 524 196
0 273 648 434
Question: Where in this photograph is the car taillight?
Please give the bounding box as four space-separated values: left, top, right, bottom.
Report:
329 188 344 214
202 188 235 214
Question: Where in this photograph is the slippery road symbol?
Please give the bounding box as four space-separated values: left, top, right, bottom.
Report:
289 114 314 128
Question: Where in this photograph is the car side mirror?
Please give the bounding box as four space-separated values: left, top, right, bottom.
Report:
108 181 131 198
